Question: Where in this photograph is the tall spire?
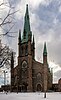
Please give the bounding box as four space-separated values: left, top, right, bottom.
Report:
18 29 21 43
22 4 32 43
43 42 47 56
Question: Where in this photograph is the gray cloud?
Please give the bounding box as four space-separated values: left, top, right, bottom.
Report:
30 0 61 67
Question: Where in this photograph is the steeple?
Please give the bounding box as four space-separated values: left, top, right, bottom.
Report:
43 42 47 64
18 29 21 44
22 4 32 43
43 42 47 56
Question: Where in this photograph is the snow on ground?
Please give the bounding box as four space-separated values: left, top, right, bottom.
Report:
0 92 61 100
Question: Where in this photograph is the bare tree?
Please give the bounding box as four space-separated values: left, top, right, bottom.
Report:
0 1 17 86
0 1 19 37
0 40 15 68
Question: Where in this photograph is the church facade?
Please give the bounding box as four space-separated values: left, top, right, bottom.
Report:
11 4 52 92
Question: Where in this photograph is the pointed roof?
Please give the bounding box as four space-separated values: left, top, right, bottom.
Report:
43 42 47 55
19 29 21 42
22 4 32 43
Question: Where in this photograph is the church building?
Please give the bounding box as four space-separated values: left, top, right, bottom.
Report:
11 4 52 92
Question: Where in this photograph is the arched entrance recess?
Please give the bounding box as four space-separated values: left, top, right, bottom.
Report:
37 84 42 91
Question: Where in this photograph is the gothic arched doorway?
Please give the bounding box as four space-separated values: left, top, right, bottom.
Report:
37 84 42 91
22 82 28 92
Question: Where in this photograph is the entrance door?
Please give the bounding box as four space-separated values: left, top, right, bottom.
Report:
37 84 41 91
22 82 28 92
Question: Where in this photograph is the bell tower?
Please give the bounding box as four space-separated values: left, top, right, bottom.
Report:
18 4 34 92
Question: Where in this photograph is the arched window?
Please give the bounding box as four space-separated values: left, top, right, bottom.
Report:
37 84 41 91
36 73 42 83
21 61 28 79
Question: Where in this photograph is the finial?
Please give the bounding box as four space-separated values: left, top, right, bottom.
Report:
26 4 29 15
26 4 28 7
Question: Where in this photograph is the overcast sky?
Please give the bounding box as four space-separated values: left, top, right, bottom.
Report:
0 0 61 84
